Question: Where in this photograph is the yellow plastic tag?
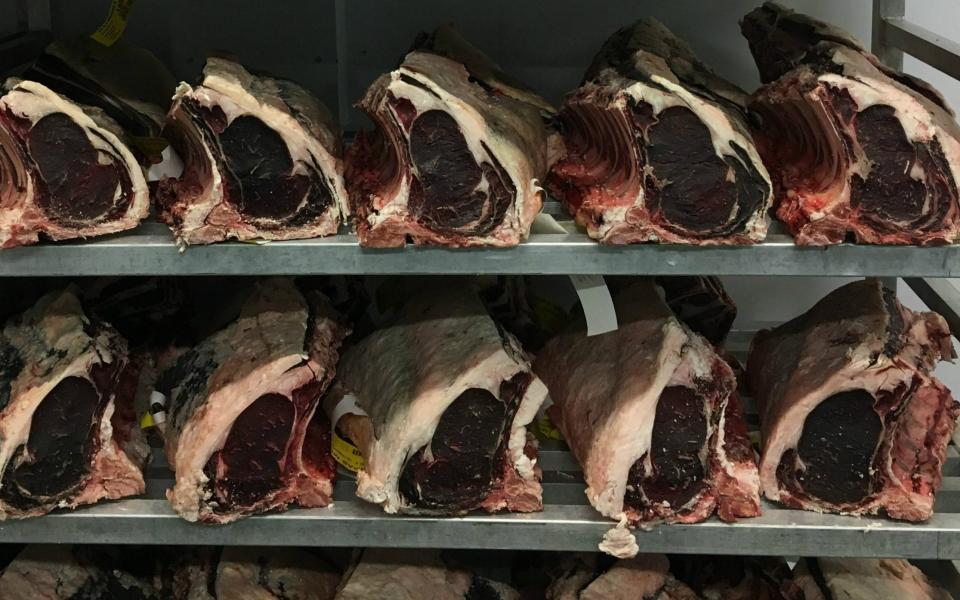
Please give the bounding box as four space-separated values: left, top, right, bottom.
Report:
129 135 168 160
537 414 563 441
331 431 365 472
90 0 135 47
139 411 155 430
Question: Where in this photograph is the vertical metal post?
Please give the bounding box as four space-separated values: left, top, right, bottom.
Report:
334 0 350 132
872 0 905 69
873 1 903 297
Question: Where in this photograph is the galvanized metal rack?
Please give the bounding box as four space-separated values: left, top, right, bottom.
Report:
4 0 960 560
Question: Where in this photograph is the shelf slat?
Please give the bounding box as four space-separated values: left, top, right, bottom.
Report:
883 17 960 81
5 444 960 557
4 222 960 277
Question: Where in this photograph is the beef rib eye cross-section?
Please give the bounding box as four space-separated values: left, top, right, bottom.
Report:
747 279 958 521
346 25 557 247
158 278 348 523
0 287 148 519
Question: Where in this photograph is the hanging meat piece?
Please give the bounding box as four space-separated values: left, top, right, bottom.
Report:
334 286 547 514
534 280 760 545
158 58 346 246
741 2 960 244
335 549 520 600
345 25 556 247
747 279 958 521
549 18 772 244
791 558 952 600
0 288 148 519
0 79 149 248
158 279 348 523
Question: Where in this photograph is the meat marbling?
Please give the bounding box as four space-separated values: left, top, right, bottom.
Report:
158 278 348 523
345 25 556 247
334 286 547 515
747 279 958 521
742 2 960 245
0 79 149 248
0 288 148 519
158 57 347 246
549 18 772 245
534 280 760 552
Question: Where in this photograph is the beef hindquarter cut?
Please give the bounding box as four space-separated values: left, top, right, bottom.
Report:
742 2 960 245
747 279 958 521
158 279 348 523
335 286 547 514
534 281 760 544
345 25 556 247
0 288 148 519
158 58 346 246
549 18 772 245
0 79 149 249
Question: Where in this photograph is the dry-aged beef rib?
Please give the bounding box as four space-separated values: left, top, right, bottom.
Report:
0 79 149 248
0 288 148 519
545 554 698 600
158 279 348 523
337 549 520 600
335 286 547 514
215 547 341 600
549 18 772 244
742 3 960 245
791 558 952 600
158 58 346 246
747 279 958 521
534 280 760 540
345 25 556 247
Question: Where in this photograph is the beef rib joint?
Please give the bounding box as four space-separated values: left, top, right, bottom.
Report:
742 2 960 245
534 280 760 537
747 279 958 521
334 286 547 514
157 279 348 523
0 288 148 519
548 18 772 245
0 79 149 249
158 58 347 246
345 25 556 247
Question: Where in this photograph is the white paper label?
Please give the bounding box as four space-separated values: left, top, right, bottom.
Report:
531 213 568 234
330 393 368 431
569 275 617 336
147 146 184 182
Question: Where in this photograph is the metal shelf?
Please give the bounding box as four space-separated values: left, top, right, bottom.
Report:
3 444 960 557
3 221 960 278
